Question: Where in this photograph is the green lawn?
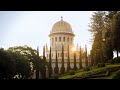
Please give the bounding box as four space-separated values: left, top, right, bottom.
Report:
59 64 120 79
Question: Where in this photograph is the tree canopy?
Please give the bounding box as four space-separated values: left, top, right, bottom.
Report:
0 48 31 79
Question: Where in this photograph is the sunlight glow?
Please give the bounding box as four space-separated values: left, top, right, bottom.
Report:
72 47 76 52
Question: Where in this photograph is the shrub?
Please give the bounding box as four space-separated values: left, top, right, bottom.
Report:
69 70 75 75
60 67 65 74
97 63 105 67
115 57 120 63
83 67 90 71
111 57 120 64
54 67 59 74
110 59 115 64
52 74 59 79
106 60 111 65
97 63 101 67
112 70 120 79
101 63 105 67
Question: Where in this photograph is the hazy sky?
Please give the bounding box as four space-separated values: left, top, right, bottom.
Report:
0 11 94 55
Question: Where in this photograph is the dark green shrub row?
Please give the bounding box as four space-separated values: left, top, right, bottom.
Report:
69 70 75 75
52 74 59 79
110 57 120 64
97 63 105 67
83 67 90 71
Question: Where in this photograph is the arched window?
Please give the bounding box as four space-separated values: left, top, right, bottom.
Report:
59 37 61 42
63 37 65 42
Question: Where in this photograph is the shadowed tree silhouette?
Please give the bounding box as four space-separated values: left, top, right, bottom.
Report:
79 45 83 69
48 46 52 78
73 49 77 71
60 44 65 74
54 49 59 74
67 43 71 72
85 44 88 67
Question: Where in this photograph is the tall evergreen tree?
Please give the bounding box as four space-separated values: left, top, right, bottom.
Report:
89 11 114 64
54 49 59 74
73 49 77 71
48 47 52 78
90 50 94 66
85 44 88 67
79 45 82 69
36 46 40 79
60 44 65 74
89 11 120 64
42 46 46 79
112 13 120 58
102 11 118 62
67 43 71 72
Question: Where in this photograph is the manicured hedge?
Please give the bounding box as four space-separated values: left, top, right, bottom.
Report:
111 57 120 64
52 74 59 79
97 63 105 67
69 70 75 75
83 67 90 71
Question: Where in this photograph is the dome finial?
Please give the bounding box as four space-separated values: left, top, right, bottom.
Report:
61 16 63 21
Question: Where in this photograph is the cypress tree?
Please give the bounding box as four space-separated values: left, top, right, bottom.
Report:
90 50 94 66
42 46 46 79
48 46 52 78
54 49 59 74
36 46 40 79
60 44 65 74
112 13 120 58
79 45 82 69
73 49 77 71
67 43 71 72
85 44 88 67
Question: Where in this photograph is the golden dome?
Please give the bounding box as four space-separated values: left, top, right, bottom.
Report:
51 17 73 33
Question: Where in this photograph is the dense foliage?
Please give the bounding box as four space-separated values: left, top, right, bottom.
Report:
112 70 120 79
89 11 120 65
110 57 120 64
7 45 47 79
0 48 31 79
